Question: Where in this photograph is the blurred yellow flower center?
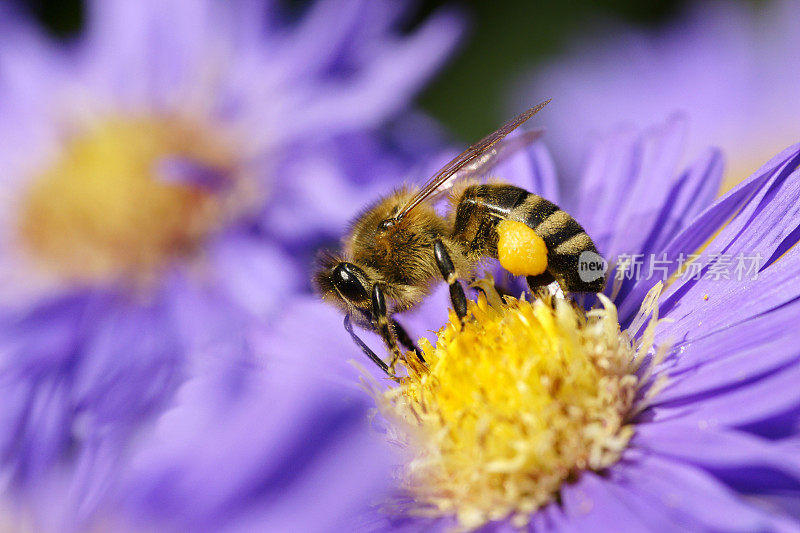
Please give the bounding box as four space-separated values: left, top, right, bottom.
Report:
18 116 240 285
378 286 662 530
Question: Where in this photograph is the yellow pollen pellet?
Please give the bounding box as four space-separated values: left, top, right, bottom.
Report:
497 219 548 276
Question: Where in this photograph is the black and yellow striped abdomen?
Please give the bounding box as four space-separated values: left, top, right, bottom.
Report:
451 184 605 293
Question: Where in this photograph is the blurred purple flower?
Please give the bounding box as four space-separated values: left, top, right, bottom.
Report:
513 0 800 190
275 120 800 530
0 0 461 528
17 328 397 533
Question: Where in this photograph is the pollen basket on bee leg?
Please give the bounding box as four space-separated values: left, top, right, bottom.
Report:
496 219 548 277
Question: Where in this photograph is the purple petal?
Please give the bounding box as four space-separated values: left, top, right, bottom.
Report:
161 273 256 382
602 465 706 530
560 471 653 532
84 0 164 105
222 413 393 533
614 454 788 531
573 117 691 262
630 147 723 259
601 115 687 262
530 502 572 533
264 296 393 390
116 356 393 532
84 0 226 107
494 142 560 204
614 148 723 321
634 422 800 488
571 126 640 247
652 302 800 402
567 117 724 323
651 360 800 429
268 0 368 81
0 293 89 374
656 143 800 341
209 233 300 320
24 431 129 531
262 146 378 243
6 379 71 486
614 151 724 319
74 297 181 425
276 7 463 141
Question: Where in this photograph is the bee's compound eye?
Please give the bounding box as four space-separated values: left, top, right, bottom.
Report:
332 263 369 302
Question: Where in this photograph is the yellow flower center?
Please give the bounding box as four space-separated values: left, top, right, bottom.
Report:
17 116 248 285
376 284 663 530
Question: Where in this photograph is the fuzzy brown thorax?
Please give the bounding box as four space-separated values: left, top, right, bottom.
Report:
343 190 467 311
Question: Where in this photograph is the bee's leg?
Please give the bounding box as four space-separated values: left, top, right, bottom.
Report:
371 283 403 372
391 318 425 363
526 272 556 300
343 314 391 376
433 239 468 321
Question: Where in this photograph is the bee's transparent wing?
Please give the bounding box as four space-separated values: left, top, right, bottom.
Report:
395 99 550 220
420 129 545 203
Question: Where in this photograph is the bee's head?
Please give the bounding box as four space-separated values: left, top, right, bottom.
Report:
313 251 373 320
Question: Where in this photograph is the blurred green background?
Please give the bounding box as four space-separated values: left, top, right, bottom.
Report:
25 0 687 140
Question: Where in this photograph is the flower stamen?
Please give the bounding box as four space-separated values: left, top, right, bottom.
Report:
374 283 664 530
17 115 250 286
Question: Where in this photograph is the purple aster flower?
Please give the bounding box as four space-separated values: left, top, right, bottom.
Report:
12 332 397 532
513 0 800 190
275 117 800 530
0 0 461 528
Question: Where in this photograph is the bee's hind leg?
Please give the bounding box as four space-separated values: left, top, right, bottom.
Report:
433 239 468 321
343 314 392 377
391 318 425 363
526 272 557 300
527 272 575 310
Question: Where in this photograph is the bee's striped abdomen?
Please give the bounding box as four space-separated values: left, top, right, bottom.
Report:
452 184 605 293
511 193 604 292
451 184 527 257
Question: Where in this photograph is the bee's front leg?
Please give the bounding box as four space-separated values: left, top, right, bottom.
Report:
371 283 403 373
343 314 392 376
433 239 468 321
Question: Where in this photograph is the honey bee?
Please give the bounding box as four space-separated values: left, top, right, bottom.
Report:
314 100 605 376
